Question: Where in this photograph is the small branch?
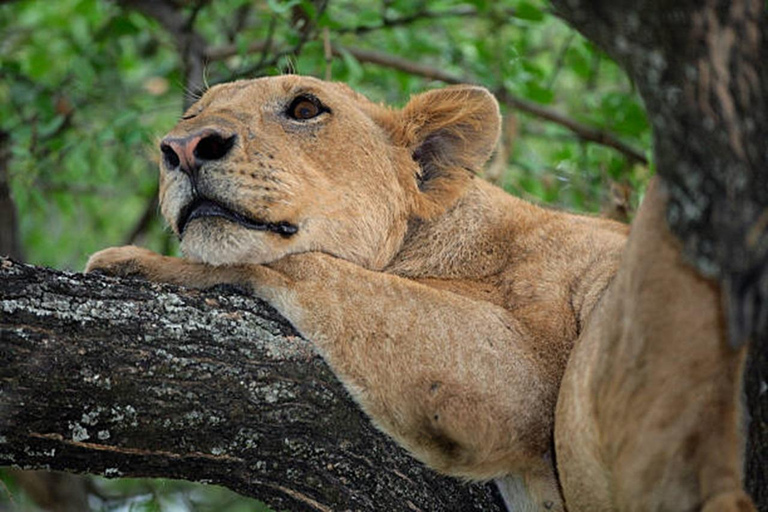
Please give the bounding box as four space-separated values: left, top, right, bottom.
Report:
0 131 23 261
546 32 576 90
332 44 460 83
323 27 332 81
227 0 329 81
225 2 252 43
494 89 648 165
333 45 649 165
335 6 480 35
246 15 278 79
123 190 159 245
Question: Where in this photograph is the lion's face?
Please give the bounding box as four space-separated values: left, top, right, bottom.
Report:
158 75 500 269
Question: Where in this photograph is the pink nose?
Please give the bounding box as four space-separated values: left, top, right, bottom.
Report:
160 129 236 174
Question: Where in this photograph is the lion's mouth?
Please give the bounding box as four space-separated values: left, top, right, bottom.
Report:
178 197 299 238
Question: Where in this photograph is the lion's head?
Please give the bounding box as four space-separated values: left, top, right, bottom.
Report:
158 75 500 269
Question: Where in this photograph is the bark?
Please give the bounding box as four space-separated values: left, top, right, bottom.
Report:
0 258 504 512
549 0 768 507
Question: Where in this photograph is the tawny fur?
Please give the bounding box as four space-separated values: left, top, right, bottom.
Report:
86 76 753 511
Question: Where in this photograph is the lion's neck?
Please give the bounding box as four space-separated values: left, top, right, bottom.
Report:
385 178 628 331
385 178 543 279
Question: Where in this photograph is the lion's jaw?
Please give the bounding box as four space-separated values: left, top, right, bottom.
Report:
158 75 415 270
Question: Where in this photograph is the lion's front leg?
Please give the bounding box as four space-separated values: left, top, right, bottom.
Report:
85 245 289 292
260 252 564 511
86 247 563 511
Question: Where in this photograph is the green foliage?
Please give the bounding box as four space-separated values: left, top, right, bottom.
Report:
0 0 652 268
0 0 652 509
1 0 182 269
0 469 271 511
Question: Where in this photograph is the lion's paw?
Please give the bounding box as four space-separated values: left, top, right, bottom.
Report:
85 245 160 279
701 490 756 512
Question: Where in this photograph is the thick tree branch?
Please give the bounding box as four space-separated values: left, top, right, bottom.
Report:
0 258 504 512
550 0 768 342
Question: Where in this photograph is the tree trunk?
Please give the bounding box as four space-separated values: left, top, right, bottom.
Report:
549 0 767 507
0 258 504 512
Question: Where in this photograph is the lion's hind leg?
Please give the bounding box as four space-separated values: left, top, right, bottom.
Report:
702 490 756 512
555 179 755 511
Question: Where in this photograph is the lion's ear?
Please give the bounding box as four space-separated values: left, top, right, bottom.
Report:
394 85 501 218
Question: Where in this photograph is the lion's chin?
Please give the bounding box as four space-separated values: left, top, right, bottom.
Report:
179 218 292 266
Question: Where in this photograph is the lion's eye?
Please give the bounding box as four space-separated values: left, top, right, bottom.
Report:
287 95 326 120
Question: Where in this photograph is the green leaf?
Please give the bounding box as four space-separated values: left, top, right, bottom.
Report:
38 115 66 138
524 81 554 104
97 15 140 41
515 1 544 21
26 47 53 79
266 0 302 15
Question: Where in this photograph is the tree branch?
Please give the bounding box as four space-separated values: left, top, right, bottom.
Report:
205 41 648 165
334 6 486 35
0 258 505 512
336 46 647 165
226 0 330 80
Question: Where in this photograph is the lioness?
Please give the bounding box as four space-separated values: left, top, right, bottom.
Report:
87 76 753 511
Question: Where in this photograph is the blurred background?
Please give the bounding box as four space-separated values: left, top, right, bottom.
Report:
0 0 651 510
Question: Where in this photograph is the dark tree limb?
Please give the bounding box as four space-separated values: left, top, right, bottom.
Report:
550 0 768 343
549 0 767 507
0 258 505 512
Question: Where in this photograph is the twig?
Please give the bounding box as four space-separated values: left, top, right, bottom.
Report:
226 3 252 43
323 27 332 81
248 15 278 77
123 190 159 246
331 44 460 83
0 475 15 507
494 89 647 164
184 0 210 31
546 32 575 90
228 0 329 80
336 6 479 35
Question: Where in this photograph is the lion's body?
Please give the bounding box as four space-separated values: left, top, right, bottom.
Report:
87 76 753 511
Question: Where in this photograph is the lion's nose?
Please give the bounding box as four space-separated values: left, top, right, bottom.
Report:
160 129 237 175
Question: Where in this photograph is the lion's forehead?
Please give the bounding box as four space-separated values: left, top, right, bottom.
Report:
192 76 374 119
